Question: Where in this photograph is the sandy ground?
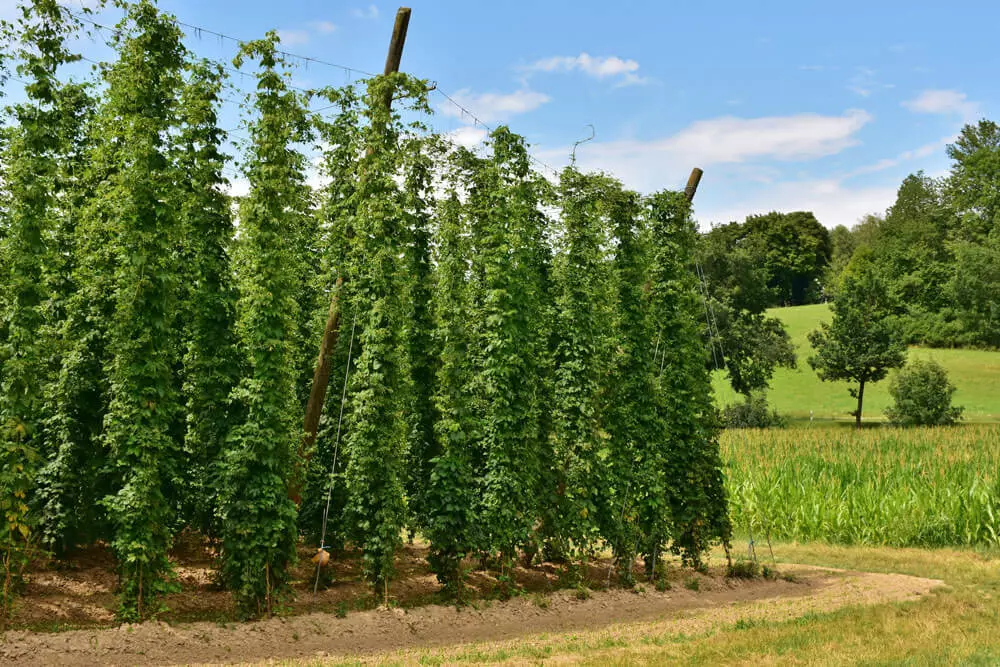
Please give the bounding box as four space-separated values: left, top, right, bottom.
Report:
0 559 942 666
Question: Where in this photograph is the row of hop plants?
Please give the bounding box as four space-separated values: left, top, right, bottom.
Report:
0 0 731 622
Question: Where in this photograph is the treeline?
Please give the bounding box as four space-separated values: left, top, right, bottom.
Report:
0 1 730 622
700 121 1000 361
828 123 1000 349
694 211 829 403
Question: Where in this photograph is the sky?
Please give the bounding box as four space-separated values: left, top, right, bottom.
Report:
4 0 999 229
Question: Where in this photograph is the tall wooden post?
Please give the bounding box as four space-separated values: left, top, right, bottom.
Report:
291 7 412 505
684 167 703 202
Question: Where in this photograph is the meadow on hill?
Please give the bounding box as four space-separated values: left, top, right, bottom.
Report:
713 303 1000 423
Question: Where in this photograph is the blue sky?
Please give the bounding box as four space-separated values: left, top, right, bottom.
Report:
6 0 998 228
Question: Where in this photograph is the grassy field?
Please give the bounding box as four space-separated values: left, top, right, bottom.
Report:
722 424 1000 548
713 303 1000 422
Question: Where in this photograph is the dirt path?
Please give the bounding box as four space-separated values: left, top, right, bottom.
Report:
0 565 941 666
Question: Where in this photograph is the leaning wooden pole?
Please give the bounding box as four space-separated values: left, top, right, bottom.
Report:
291 7 412 506
684 167 703 202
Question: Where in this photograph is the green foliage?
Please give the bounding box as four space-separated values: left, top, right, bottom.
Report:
808 252 907 427
725 425 1000 548
0 2 737 615
647 191 732 567
722 211 831 306
720 394 786 429
601 184 658 586
547 167 616 559
461 127 553 574
824 122 1000 350
946 119 1000 244
424 193 478 594
340 73 430 598
94 0 188 621
0 0 83 612
886 359 964 426
174 59 237 536
697 226 796 396
402 136 440 538
33 79 105 556
218 35 307 618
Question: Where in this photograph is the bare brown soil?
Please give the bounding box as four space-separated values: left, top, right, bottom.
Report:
0 536 942 666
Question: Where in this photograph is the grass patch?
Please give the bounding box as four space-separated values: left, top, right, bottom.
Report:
713 303 1000 423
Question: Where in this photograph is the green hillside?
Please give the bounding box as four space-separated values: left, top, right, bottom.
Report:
712 304 1000 423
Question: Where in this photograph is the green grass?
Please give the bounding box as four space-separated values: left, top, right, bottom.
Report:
722 424 1000 548
713 303 1000 422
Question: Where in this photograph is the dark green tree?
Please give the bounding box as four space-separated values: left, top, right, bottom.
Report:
944 121 1000 347
742 211 832 305
808 252 907 427
946 119 1000 243
872 173 957 345
698 225 796 396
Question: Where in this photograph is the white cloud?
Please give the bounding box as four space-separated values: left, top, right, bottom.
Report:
352 4 379 19
539 110 872 191
844 135 953 178
310 21 337 34
698 178 898 230
526 52 646 86
665 110 871 163
447 126 489 149
532 109 889 229
277 29 311 46
903 89 980 120
440 88 551 124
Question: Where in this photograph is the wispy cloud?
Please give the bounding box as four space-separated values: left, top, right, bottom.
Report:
845 135 954 179
903 89 980 120
276 29 311 46
525 53 647 86
440 88 551 124
699 178 899 229
275 20 338 47
352 4 379 20
848 67 877 97
544 109 871 184
310 21 337 34
535 109 875 227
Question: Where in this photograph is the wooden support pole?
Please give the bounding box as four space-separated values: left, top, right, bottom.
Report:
684 167 703 202
291 7 412 506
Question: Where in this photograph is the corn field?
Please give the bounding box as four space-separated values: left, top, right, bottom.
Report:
723 425 1000 548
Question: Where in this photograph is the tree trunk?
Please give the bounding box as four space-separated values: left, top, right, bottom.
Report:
855 380 865 429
